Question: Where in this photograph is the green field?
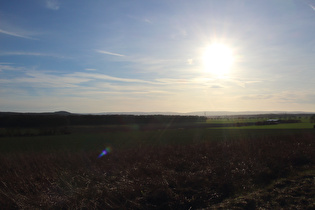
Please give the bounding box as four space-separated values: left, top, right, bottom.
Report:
210 122 314 129
206 117 314 129
1 126 314 153
207 117 312 124
206 118 266 124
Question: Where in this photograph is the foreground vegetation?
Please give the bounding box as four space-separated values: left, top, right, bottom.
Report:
207 117 314 129
0 128 314 209
211 169 315 209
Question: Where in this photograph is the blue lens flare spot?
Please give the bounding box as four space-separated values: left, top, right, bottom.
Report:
98 146 112 158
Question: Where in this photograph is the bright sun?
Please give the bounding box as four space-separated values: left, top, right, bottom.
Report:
203 43 234 77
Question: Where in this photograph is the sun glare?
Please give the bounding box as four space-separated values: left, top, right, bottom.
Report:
203 43 234 77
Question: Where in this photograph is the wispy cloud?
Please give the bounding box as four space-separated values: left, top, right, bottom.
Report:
120 55 189 75
0 67 161 88
71 72 159 84
46 0 60 10
0 62 13 65
156 77 215 85
227 77 263 88
0 71 90 88
240 94 274 100
210 85 223 88
187 59 194 65
0 51 66 58
0 29 37 40
85 80 169 92
96 50 125 57
144 18 152 23
127 15 152 24
309 4 315 11
85 68 97 71
0 64 25 72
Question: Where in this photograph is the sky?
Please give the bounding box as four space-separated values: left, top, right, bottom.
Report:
1 0 315 113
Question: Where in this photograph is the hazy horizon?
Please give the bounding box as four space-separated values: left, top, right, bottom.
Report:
1 0 315 113
1 110 314 116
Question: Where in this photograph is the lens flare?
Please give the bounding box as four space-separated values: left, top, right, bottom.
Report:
98 147 112 158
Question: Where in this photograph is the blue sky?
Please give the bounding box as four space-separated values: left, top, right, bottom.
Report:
1 0 315 113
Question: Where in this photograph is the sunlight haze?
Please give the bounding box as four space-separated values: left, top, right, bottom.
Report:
203 43 234 77
1 0 315 113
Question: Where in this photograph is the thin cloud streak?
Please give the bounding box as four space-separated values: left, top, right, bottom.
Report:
127 15 152 24
309 4 315 11
0 29 37 40
0 64 25 72
96 50 125 57
71 72 159 84
0 71 90 88
0 69 161 88
46 0 60 10
0 51 66 59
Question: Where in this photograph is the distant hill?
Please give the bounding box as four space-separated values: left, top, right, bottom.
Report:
0 111 72 116
53 111 72 115
0 110 314 117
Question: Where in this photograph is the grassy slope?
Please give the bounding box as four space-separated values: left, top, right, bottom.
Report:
209 169 315 209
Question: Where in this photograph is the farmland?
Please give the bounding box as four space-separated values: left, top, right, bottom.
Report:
0 114 314 209
206 117 314 129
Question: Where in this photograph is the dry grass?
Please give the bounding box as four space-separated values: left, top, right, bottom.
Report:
0 133 314 209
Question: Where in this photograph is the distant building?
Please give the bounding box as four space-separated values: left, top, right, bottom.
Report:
266 119 280 124
267 119 279 122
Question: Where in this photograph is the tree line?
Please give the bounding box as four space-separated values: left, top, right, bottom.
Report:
0 114 207 128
